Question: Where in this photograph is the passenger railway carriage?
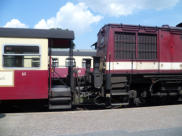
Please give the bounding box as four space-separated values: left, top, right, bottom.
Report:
51 49 95 79
0 28 75 109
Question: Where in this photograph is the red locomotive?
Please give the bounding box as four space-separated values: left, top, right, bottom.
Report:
0 23 182 110
92 24 182 106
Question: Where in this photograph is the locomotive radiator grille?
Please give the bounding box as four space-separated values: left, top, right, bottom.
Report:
138 34 157 60
114 32 157 60
114 32 136 60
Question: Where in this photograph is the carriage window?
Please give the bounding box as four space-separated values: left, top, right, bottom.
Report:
138 34 157 60
52 58 59 67
82 59 86 68
65 58 76 67
4 45 39 54
3 45 40 68
114 32 136 60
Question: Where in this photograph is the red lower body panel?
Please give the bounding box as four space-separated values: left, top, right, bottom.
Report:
0 70 48 100
52 67 93 78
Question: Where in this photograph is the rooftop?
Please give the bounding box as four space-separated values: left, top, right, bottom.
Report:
0 27 74 40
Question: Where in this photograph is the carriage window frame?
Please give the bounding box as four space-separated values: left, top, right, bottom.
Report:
3 45 41 69
82 59 86 68
52 58 59 67
65 57 76 67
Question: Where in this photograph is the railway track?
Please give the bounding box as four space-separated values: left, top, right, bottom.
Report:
0 99 182 113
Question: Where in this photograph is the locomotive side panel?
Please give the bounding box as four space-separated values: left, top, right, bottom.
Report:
159 30 182 72
103 25 182 74
0 38 48 100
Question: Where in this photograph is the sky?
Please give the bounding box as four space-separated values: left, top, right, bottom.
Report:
0 0 182 49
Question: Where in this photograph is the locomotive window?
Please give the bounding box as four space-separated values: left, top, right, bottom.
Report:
114 32 136 60
3 45 40 68
138 34 157 60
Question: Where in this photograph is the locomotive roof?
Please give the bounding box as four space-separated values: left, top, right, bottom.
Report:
0 27 74 40
101 23 182 33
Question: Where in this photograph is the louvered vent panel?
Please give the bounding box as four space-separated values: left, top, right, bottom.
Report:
114 32 136 60
138 34 157 60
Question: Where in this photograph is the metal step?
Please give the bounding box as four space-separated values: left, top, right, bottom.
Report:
111 76 127 83
51 85 71 97
151 92 178 97
111 102 129 106
49 85 72 110
49 97 71 102
49 104 72 110
111 83 126 88
111 89 128 95
111 92 129 96
49 97 71 105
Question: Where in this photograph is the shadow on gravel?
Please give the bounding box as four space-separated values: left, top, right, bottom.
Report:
61 127 182 136
0 100 49 113
0 113 6 119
